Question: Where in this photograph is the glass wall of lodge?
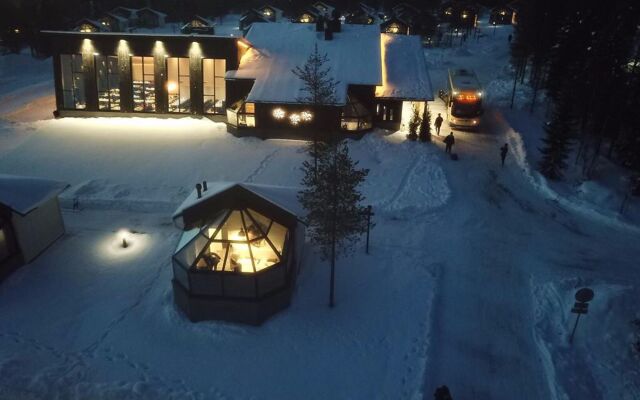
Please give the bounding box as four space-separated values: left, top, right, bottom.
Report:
59 54 227 114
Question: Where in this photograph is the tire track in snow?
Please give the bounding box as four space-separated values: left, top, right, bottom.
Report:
381 155 422 211
245 148 279 183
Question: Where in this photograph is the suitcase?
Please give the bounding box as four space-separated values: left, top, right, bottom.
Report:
450 153 459 161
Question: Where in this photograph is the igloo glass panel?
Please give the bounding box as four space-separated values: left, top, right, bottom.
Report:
212 210 244 241
245 209 271 236
223 242 255 273
175 233 209 269
250 240 280 271
203 211 228 239
268 222 288 256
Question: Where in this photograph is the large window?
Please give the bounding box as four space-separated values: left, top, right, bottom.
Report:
202 58 226 114
174 209 288 273
96 55 120 111
131 56 155 112
60 54 86 110
341 96 372 131
167 57 190 113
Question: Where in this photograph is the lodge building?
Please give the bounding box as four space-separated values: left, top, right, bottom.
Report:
44 21 433 139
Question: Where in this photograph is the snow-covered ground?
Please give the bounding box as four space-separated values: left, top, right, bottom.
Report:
1 16 639 400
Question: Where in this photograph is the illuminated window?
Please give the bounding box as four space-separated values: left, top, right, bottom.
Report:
167 57 190 113
387 23 401 34
341 96 372 131
227 99 256 128
131 56 155 112
60 54 86 110
203 58 226 114
300 13 313 23
78 23 97 32
96 55 120 111
174 209 288 274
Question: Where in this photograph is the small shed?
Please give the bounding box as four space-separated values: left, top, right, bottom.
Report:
181 15 215 35
136 7 167 29
0 175 68 281
171 182 306 325
239 9 269 33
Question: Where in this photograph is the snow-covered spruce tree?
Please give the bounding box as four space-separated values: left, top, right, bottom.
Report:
538 92 574 180
293 44 340 171
298 141 369 308
407 106 421 141
419 103 432 142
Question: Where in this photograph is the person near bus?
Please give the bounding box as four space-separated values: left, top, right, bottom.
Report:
444 132 455 154
434 113 444 136
500 143 509 167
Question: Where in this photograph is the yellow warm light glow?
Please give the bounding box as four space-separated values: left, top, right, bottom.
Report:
81 38 93 54
167 81 178 92
272 107 286 119
189 41 202 58
301 111 313 121
237 39 250 49
462 13 468 19
375 34 390 97
300 14 312 23
154 40 165 56
289 113 301 125
263 9 272 16
13 28 20 33
388 23 400 34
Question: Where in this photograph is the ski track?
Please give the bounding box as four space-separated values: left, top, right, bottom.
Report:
245 148 280 183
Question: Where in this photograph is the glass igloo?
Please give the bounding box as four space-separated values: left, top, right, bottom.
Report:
171 182 304 325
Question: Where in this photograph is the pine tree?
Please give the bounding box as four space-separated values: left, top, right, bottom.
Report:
538 92 574 180
419 103 432 142
407 106 421 141
293 44 340 173
298 140 369 308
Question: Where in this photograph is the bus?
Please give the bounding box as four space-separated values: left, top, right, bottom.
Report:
443 68 483 129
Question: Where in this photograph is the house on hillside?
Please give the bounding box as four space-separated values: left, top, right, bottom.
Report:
74 19 106 33
171 181 306 324
181 15 215 35
293 8 321 24
489 6 514 25
97 12 130 32
239 9 269 33
136 7 166 29
312 1 335 17
440 1 478 30
256 4 283 22
0 175 67 282
109 7 139 26
380 15 411 35
43 21 433 139
345 3 377 25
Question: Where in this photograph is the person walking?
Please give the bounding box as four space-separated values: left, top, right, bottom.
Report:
444 132 455 154
434 113 444 136
508 33 513 43
500 143 509 167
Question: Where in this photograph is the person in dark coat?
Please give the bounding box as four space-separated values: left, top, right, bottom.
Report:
434 113 444 135
508 33 512 43
444 132 455 154
500 143 509 167
434 385 453 400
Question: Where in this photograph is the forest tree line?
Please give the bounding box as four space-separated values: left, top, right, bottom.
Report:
511 0 640 184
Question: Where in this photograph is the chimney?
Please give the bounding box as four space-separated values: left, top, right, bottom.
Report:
196 183 202 198
316 16 325 32
202 180 208 191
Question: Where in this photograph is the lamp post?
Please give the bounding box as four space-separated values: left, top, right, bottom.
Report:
493 21 496 36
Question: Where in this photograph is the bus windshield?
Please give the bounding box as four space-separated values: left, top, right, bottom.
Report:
451 98 482 118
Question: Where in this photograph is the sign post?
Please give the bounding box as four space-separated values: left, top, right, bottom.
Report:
569 287 594 345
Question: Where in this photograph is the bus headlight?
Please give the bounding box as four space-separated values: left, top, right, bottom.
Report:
476 91 483 97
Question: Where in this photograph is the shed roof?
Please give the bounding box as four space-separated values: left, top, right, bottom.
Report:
0 174 68 216
228 23 382 105
375 33 433 100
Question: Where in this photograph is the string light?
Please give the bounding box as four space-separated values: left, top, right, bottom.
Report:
272 108 286 119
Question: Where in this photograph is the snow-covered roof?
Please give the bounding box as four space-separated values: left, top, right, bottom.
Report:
101 13 128 23
137 7 167 18
228 23 382 105
0 174 68 216
375 33 433 100
173 182 305 225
